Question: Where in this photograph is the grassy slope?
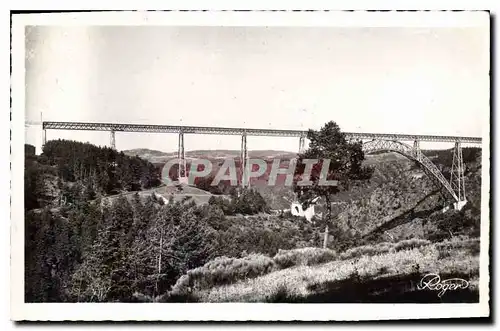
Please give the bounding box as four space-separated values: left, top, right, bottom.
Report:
195 238 479 303
103 184 228 206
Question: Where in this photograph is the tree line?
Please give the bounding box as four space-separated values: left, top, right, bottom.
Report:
25 190 319 302
25 140 162 210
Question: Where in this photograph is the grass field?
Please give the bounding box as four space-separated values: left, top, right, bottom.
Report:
103 183 229 206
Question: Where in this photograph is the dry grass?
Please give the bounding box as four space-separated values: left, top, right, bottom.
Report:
194 238 480 303
169 247 338 298
170 254 276 296
273 247 337 269
338 239 431 260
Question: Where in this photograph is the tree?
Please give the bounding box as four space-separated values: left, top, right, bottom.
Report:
38 139 161 196
293 121 372 248
232 189 269 215
67 196 136 302
24 161 41 210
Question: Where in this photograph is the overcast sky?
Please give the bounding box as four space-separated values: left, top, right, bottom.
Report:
25 25 489 153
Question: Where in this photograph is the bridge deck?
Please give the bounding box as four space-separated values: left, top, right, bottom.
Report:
42 121 482 143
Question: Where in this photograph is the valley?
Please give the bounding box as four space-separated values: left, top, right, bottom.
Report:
24 140 482 303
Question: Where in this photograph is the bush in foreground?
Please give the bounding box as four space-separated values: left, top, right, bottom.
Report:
170 254 276 296
199 240 480 303
338 239 431 260
339 242 394 260
167 237 479 302
169 247 338 299
393 238 431 252
273 247 337 269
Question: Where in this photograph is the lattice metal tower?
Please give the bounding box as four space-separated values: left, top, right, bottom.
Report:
42 129 47 147
299 134 306 154
450 141 466 204
110 130 116 150
177 131 186 179
240 132 249 187
413 139 422 161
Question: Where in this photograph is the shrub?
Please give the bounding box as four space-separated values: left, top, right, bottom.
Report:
339 242 394 260
214 215 318 258
437 237 478 248
393 238 431 252
423 209 480 242
436 237 480 256
208 188 269 215
170 254 276 296
162 290 201 303
273 247 337 269
265 283 299 303
131 292 154 302
338 239 432 260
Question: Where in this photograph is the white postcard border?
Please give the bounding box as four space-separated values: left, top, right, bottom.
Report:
10 10 491 321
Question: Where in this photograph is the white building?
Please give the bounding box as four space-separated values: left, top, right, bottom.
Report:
290 196 320 222
153 192 169 205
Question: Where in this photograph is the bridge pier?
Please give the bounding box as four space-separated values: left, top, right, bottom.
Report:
299 135 305 154
413 139 421 161
177 131 187 181
42 129 47 148
110 130 116 150
240 132 249 187
450 141 467 209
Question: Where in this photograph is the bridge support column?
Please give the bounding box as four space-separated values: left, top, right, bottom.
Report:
240 132 248 188
42 129 47 148
110 130 116 150
299 135 305 154
177 131 187 181
450 141 467 209
413 139 421 161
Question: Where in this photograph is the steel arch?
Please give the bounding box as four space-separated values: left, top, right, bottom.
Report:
362 139 459 202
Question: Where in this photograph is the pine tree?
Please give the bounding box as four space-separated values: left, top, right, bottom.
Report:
293 121 372 248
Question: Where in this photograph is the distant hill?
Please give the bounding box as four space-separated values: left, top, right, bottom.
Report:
123 148 298 163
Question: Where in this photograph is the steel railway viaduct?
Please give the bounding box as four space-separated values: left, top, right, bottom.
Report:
42 121 482 210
